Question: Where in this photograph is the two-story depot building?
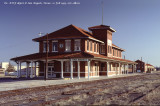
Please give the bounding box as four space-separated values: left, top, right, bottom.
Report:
11 24 137 79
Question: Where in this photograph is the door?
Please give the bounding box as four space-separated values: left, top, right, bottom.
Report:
48 63 56 78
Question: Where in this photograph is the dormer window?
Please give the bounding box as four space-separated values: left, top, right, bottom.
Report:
43 41 49 52
65 40 71 52
74 39 81 51
52 40 58 52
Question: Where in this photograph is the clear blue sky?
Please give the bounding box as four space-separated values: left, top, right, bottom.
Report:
0 0 160 66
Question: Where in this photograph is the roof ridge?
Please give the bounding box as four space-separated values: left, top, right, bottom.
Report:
71 25 92 37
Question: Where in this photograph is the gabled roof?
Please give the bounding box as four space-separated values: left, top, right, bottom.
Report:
33 24 103 43
88 25 116 32
112 44 125 51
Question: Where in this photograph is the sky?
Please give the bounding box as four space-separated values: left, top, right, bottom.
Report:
0 0 160 66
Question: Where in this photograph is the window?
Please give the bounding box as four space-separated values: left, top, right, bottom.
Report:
117 50 118 57
74 39 81 51
108 46 110 53
87 40 89 51
100 45 105 54
94 42 96 52
97 43 99 53
52 40 58 52
65 40 71 52
65 61 70 72
43 41 49 52
108 46 112 54
110 46 112 53
90 41 92 51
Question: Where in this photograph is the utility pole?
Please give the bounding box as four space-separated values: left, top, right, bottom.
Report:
45 33 49 81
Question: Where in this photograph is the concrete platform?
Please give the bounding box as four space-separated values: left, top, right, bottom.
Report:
0 73 144 92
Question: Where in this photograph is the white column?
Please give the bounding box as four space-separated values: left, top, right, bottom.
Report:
107 62 109 77
70 60 73 79
119 63 121 75
19 62 22 77
17 62 19 78
31 61 33 78
61 61 64 79
78 61 80 79
88 60 90 80
34 62 37 77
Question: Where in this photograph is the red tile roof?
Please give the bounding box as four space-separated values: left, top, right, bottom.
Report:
33 24 101 42
112 44 125 51
88 25 116 32
11 52 136 64
146 64 154 67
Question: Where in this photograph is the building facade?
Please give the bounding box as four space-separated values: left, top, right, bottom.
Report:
11 24 137 79
135 60 155 73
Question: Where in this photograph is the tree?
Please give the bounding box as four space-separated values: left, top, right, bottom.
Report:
6 63 15 72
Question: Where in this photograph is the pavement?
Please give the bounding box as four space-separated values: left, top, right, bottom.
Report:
0 73 145 92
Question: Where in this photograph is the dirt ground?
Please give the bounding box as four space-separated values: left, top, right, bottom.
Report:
0 72 160 105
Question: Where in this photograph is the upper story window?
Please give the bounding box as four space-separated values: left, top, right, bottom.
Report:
117 50 118 57
43 41 49 52
108 46 112 54
87 40 89 51
97 43 99 53
100 44 105 54
52 40 58 52
65 40 71 52
90 41 92 51
74 39 81 51
94 42 96 52
113 49 115 56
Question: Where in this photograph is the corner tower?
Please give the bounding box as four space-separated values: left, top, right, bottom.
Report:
88 25 116 56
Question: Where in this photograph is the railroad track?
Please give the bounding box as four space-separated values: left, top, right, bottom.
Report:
0 73 160 105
